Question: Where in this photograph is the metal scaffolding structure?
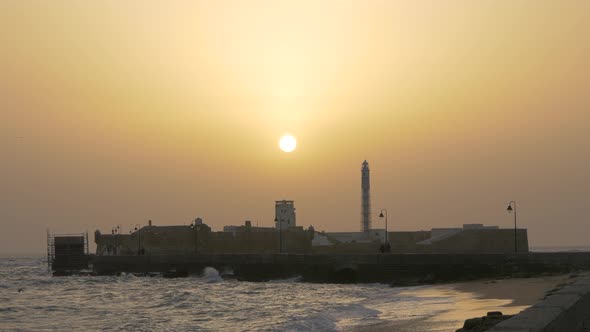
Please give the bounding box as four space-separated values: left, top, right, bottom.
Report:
47 230 89 271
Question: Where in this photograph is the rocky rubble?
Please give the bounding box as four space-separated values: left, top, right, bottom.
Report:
456 311 513 332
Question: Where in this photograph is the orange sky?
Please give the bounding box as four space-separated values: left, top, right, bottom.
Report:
1 0 589 253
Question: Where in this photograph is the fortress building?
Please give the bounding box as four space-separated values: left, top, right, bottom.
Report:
89 163 528 259
361 160 371 234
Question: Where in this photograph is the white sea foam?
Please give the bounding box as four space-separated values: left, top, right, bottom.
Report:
201 266 223 283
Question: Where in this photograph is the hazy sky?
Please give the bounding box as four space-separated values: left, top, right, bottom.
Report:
1 1 589 254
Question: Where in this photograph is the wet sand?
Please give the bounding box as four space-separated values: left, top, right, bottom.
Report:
352 274 575 332
450 274 575 307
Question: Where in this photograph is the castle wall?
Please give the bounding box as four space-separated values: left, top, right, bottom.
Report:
95 227 528 256
389 231 432 253
95 225 313 255
426 229 529 253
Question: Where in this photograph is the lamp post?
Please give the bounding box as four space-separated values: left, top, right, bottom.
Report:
197 225 200 254
507 201 517 253
111 227 116 255
379 209 388 244
274 217 282 254
189 221 201 254
116 225 120 255
112 226 120 255
134 224 142 255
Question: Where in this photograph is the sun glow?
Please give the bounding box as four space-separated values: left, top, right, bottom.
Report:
279 135 297 153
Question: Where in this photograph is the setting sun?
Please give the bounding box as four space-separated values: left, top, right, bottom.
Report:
279 135 297 153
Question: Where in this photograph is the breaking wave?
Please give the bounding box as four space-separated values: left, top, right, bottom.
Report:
201 267 223 283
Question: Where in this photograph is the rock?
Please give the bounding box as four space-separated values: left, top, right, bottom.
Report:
462 318 482 329
456 312 513 332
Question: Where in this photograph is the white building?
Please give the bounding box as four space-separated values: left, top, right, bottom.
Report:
275 200 296 230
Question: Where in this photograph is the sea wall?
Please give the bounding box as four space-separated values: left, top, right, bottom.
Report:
490 274 590 332
90 252 590 284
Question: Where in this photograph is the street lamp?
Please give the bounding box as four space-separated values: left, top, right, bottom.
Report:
274 217 282 254
379 209 388 244
507 201 517 253
189 220 201 254
112 226 120 255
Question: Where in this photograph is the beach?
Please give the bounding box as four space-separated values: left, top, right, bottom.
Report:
353 274 574 332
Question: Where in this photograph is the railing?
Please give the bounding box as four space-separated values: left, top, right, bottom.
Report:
46 230 55 271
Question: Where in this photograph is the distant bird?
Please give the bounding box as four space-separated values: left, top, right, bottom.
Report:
18 288 24 293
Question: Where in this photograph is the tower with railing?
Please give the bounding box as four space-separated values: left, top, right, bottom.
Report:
47 230 89 272
361 160 371 234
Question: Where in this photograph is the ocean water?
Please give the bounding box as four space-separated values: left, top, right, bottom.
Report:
1 256 472 332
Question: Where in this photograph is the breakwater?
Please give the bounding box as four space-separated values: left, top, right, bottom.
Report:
88 252 590 284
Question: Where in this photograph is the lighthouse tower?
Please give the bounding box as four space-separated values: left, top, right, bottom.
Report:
361 160 371 234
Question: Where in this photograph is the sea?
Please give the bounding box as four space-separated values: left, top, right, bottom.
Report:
2 249 587 331
0 256 475 332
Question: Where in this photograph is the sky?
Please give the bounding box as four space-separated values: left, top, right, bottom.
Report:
1 1 589 254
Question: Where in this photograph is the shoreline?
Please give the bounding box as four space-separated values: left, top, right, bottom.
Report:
449 274 575 307
351 274 575 332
